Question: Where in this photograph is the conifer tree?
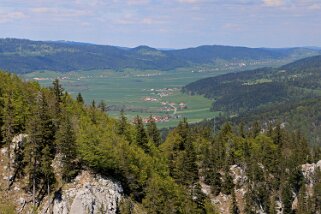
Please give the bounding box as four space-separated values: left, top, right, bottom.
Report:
313 168 321 213
55 110 78 182
281 182 293 214
98 100 107 112
230 191 239 214
41 145 54 211
134 116 149 153
117 110 132 143
91 100 96 108
222 167 234 195
238 122 245 138
269 195 277 214
146 116 161 146
183 137 198 186
2 95 15 188
76 92 84 104
51 79 64 117
52 79 64 103
24 92 55 207
251 121 261 138
117 109 127 135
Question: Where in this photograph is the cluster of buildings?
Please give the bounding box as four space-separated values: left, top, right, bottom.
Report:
142 115 170 123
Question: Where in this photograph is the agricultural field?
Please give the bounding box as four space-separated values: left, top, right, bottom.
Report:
22 69 224 128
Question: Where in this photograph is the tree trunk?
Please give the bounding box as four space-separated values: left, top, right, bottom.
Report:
32 156 36 210
7 143 11 189
48 179 52 214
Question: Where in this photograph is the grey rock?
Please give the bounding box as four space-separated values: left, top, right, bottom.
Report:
45 171 123 214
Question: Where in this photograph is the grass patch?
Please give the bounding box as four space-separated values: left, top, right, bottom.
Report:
22 69 224 128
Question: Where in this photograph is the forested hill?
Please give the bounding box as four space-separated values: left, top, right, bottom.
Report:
0 38 320 73
0 70 321 213
183 54 321 110
183 54 321 145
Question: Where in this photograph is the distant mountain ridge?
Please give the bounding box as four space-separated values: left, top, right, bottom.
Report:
0 38 320 73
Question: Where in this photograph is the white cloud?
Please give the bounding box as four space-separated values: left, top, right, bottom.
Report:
31 7 52 13
177 0 202 4
223 23 242 31
30 7 90 18
127 0 150 5
263 0 284 7
115 16 166 25
0 11 27 24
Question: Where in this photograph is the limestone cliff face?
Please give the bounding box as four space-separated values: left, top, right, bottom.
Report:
200 162 321 214
0 134 123 214
43 171 123 214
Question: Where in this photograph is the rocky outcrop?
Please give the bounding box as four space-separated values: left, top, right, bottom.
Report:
301 160 321 186
201 161 321 214
1 134 124 214
43 171 123 214
1 134 27 182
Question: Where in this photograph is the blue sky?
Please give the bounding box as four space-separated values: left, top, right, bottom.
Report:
0 0 320 48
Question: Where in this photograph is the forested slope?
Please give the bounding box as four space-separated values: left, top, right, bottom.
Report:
0 71 321 213
0 38 320 73
183 55 321 145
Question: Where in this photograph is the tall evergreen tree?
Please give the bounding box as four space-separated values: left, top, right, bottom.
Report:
91 100 96 108
146 116 161 146
52 79 64 103
2 95 15 188
76 92 84 104
117 110 132 143
98 100 107 112
222 167 234 195
134 116 149 153
230 191 240 214
238 122 245 138
55 110 78 182
251 121 261 138
41 145 55 211
24 92 55 207
51 79 64 116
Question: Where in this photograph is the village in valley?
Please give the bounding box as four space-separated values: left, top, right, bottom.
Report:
141 87 187 123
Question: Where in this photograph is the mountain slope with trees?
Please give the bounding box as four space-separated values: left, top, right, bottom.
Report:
0 38 320 73
183 55 321 146
0 70 321 213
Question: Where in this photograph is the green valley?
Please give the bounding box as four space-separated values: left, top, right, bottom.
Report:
22 69 223 128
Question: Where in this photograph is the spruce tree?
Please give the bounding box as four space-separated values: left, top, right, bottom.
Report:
24 92 55 207
55 110 78 182
117 109 127 135
134 116 149 153
117 110 132 143
41 145 54 211
222 167 234 195
183 137 198 186
251 121 260 138
52 79 64 103
146 116 161 146
2 95 15 185
76 92 84 104
230 191 239 214
91 100 96 108
238 122 245 138
281 182 293 214
51 79 64 117
98 100 107 112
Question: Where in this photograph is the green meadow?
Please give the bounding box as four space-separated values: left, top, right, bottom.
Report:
22 69 224 128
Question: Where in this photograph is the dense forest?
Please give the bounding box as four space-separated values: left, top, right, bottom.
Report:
0 70 321 213
183 55 321 146
0 38 320 73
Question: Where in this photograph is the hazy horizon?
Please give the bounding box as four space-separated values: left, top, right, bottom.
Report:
0 0 321 49
2 37 321 50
